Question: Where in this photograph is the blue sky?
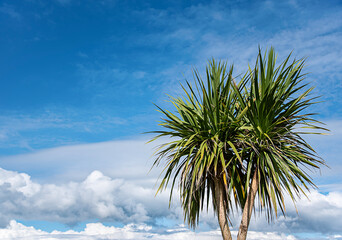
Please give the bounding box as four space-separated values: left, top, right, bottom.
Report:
0 0 342 239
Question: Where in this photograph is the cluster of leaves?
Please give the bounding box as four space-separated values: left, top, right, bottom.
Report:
149 48 326 228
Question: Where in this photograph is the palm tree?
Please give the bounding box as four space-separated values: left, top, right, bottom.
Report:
149 60 246 240
149 48 326 240
234 48 327 240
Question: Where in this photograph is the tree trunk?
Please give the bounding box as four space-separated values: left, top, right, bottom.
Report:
214 178 232 240
237 170 259 240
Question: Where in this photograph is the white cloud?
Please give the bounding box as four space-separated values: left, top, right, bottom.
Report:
0 121 340 235
1 118 340 184
0 139 158 183
0 110 126 150
0 166 342 237
0 220 298 240
246 190 342 235
0 167 174 227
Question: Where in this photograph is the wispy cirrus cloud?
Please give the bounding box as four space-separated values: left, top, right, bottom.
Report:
1 0 340 154
119 1 342 117
76 64 148 101
0 139 155 182
0 109 127 152
54 0 72 6
1 116 340 185
0 4 21 20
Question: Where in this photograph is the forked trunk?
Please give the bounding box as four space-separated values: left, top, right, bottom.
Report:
214 178 232 240
237 170 259 240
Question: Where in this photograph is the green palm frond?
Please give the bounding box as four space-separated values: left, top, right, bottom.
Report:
234 47 327 220
149 60 246 227
149 47 327 234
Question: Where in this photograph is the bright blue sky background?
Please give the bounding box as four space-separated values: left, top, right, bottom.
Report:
0 0 342 239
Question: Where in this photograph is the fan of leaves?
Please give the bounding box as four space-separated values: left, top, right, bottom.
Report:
149 60 247 227
149 48 327 230
233 48 327 221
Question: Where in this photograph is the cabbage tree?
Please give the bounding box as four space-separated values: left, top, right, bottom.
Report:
149 48 326 240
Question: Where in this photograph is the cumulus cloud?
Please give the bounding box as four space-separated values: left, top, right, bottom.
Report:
0 167 175 227
0 167 342 237
0 220 298 240
0 122 340 236
245 190 342 235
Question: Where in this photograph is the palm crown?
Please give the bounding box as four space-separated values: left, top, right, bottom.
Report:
149 47 327 240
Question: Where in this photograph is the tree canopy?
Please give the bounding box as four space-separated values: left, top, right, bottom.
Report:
149 47 327 240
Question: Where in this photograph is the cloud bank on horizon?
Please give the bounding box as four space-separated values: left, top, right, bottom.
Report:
0 0 341 239
1 220 301 240
0 166 342 240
